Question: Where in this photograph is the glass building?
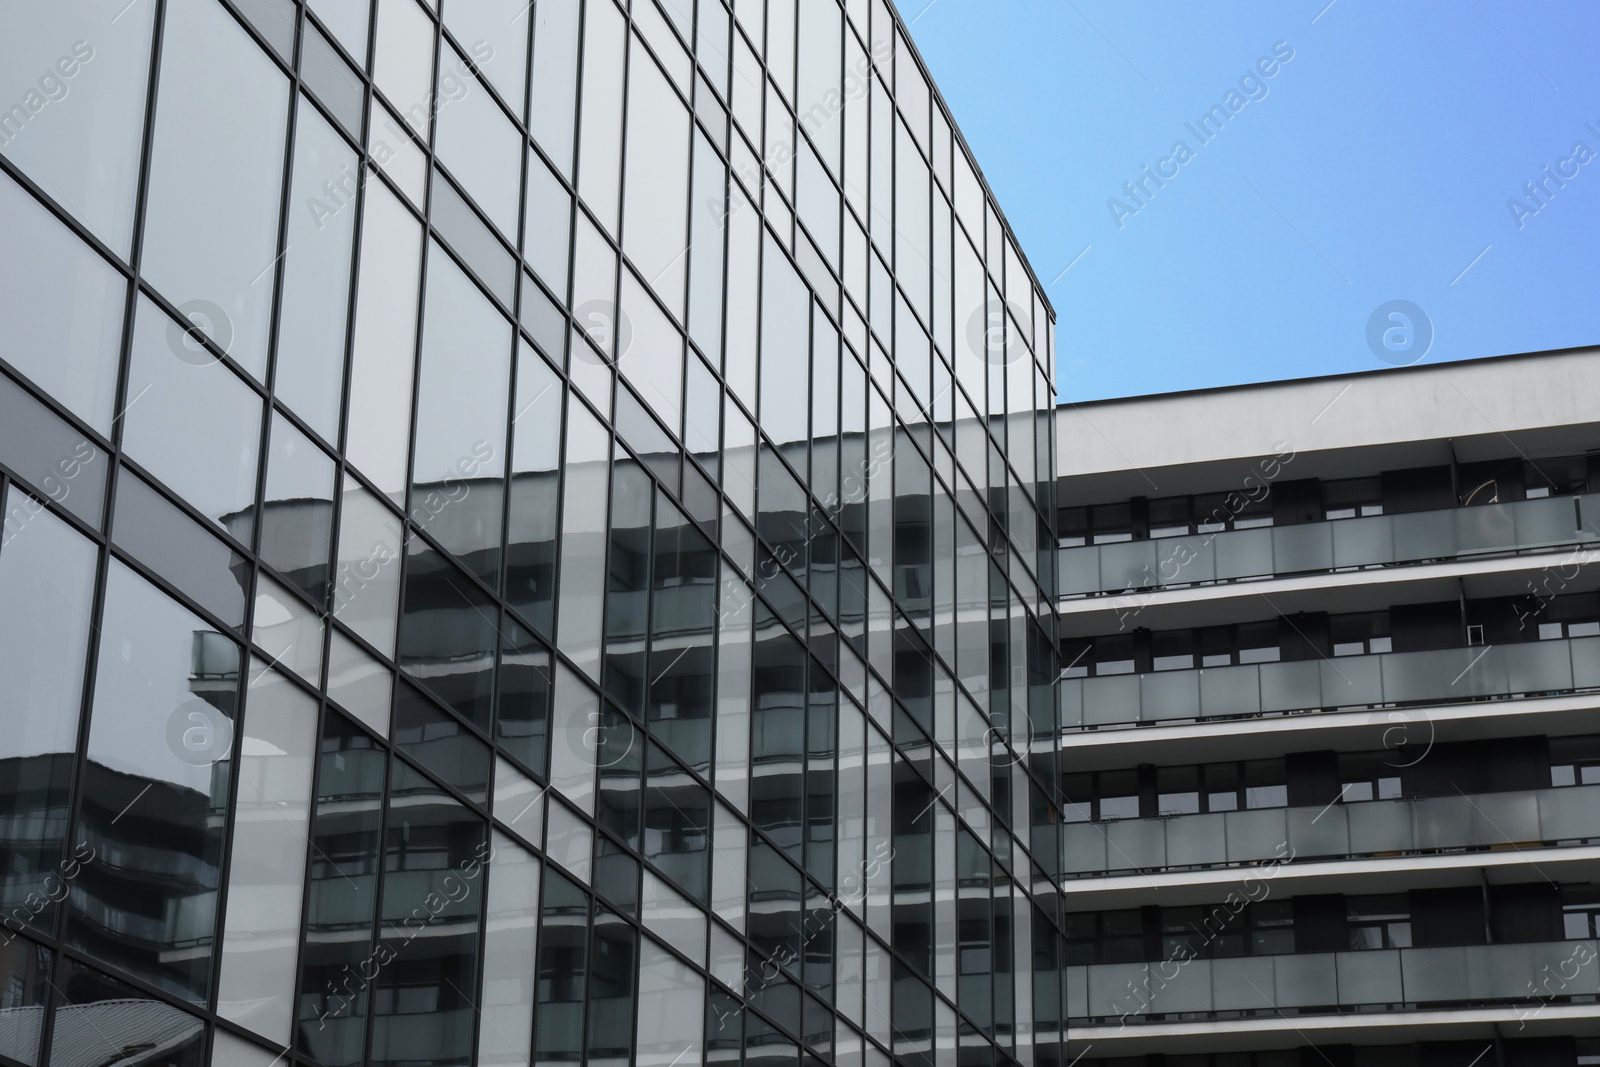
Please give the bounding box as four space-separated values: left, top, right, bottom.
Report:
0 2 1063 1066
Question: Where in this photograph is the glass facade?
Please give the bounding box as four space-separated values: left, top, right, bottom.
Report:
0 2 1063 1066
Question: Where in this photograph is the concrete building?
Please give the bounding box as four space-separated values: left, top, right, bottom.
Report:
1055 348 1600 1067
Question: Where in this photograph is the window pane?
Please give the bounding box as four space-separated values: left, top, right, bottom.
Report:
622 47 690 314
346 176 423 501
275 99 357 441
435 42 521 239
529 0 580 175
216 663 317 1046
507 342 562 636
332 477 405 657
525 147 572 297
142 0 289 381
0 488 96 934
576 0 625 233
637 935 705 1067
557 400 611 679
412 242 511 583
644 741 710 901
478 828 540 1067
122 296 264 531
398 535 499 731
48 958 205 1065
0 371 109 529
297 709 387 1066
261 412 337 606
371 760 488 1067
535 870 589 1061
71 560 241 1003
0 172 124 433
0 2 155 255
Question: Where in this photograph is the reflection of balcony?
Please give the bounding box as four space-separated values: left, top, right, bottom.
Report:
1060 636 1600 729
1059 493 1598 598
1063 783 1600 877
1068 938 1600 1025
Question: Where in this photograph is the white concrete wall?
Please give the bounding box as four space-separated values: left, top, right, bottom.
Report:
1057 348 1600 477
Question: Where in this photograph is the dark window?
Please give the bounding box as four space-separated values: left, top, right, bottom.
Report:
1347 895 1411 950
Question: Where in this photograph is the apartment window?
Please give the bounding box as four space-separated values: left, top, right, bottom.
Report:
1152 629 1195 672
1535 593 1600 640
1091 502 1133 543
1147 496 1190 538
1156 766 1200 816
1330 611 1392 656
1236 621 1282 664
1563 888 1600 938
1348 895 1412 949
1550 736 1600 787
1337 753 1402 803
1324 477 1383 519
1062 770 1141 823
1064 910 1145 965
1524 455 1589 498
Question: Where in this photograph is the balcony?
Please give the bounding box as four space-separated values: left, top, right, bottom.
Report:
1060 635 1600 730
1063 783 1600 878
1059 493 1597 598
1068 937 1599 1025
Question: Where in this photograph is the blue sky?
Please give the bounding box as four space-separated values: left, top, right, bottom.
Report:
903 1 1600 401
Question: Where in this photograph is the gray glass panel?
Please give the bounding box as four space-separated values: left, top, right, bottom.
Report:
1463 789 1539 847
0 371 108 528
122 297 263 532
1287 804 1349 859
1097 539 1155 593
308 0 370 64
1156 535 1214 586
1336 949 1402 1005
1140 669 1199 722
332 477 405 657
1056 546 1099 596
0 172 124 434
1079 675 1139 727
1258 659 1321 714
1271 951 1337 1009
430 172 518 307
1504 638 1573 694
1346 799 1413 854
1390 509 1453 563
557 400 611 679
1515 494 1580 547
142 0 289 381
1198 664 1260 719
1164 813 1223 869
274 99 357 442
1103 818 1163 872
1084 962 1147 1019
1273 521 1333 574
1539 784 1600 840
1057 678 1083 728
1213 527 1271 580
1062 825 1113 876
524 146 571 297
478 829 540 1067
1210 956 1274 1012
1331 513 1393 567
73 560 240 1003
1456 501 1518 553
1223 808 1287 864
0 2 155 255
1322 652 1382 708
1399 945 1469 1004
1574 635 1600 689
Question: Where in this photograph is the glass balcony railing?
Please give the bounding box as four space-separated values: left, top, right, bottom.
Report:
1068 938 1600 1024
1062 783 1600 877
1060 635 1600 729
1059 493 1598 598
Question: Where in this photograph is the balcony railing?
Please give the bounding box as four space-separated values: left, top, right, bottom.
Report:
1068 938 1600 1025
1063 783 1600 878
1059 493 1598 598
1060 635 1600 729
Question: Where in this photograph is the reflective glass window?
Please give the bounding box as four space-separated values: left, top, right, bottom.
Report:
72 560 241 1003
398 535 498 731
0 488 96 933
260 412 337 607
141 0 289 381
0 172 124 434
0 2 156 255
121 297 264 532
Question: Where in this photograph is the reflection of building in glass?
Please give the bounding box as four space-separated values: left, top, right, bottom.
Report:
1055 352 1600 1066
0 3 1065 1067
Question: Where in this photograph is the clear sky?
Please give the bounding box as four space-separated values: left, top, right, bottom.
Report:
903 0 1600 401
